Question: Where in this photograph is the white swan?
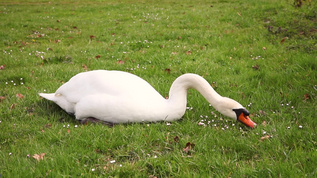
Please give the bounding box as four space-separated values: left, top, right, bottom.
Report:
39 70 256 128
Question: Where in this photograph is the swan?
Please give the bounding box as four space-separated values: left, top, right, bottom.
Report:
39 70 257 128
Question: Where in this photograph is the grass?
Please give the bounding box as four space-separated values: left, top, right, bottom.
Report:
0 0 316 177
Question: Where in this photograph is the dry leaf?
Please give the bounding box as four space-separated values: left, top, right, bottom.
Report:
117 60 124 64
16 93 24 99
171 52 177 55
252 64 260 70
280 37 288 44
95 55 101 59
165 68 171 74
10 104 16 110
260 135 270 141
183 142 195 153
82 64 88 71
89 35 95 40
259 110 266 115
33 153 46 161
304 93 310 100
0 96 5 102
262 121 267 127
186 50 191 55
174 136 179 143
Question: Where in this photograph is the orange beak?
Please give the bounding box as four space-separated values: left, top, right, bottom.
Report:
238 113 257 128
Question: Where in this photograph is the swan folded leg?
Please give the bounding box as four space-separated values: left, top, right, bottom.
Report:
79 117 117 127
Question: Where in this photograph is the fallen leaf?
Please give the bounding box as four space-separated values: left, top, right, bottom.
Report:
165 68 171 74
171 52 177 55
280 37 288 44
259 110 266 115
54 39 61 43
183 142 195 153
95 55 101 59
260 135 270 141
33 153 46 161
304 93 310 100
44 124 52 128
237 12 241 16
0 96 5 101
186 50 191 55
174 136 179 143
117 60 124 64
89 35 95 40
252 64 260 70
10 104 16 110
82 64 88 71
262 120 267 127
16 93 24 99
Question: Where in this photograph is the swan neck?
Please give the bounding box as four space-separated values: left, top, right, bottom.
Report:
168 74 222 108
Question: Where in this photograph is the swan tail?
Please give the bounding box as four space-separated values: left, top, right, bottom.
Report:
39 93 57 101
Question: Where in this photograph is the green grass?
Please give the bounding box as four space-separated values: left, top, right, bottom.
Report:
0 0 316 177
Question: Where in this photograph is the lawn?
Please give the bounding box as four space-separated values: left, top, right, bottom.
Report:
0 0 316 177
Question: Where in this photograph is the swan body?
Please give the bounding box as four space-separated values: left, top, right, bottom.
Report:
39 70 256 128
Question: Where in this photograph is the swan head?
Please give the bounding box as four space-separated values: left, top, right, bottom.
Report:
232 108 257 128
215 97 257 128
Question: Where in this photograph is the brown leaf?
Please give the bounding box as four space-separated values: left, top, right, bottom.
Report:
0 65 5 70
171 52 177 55
117 60 124 64
10 104 16 110
304 93 310 100
0 96 5 102
260 135 270 141
54 39 61 43
280 37 288 44
165 68 171 74
89 35 95 40
186 50 191 55
33 153 46 161
262 120 267 127
259 110 266 115
44 124 52 128
174 136 179 143
183 142 195 153
252 64 260 70
16 93 24 99
82 64 88 71
95 55 101 59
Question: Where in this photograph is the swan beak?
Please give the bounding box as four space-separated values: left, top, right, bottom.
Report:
238 113 257 128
